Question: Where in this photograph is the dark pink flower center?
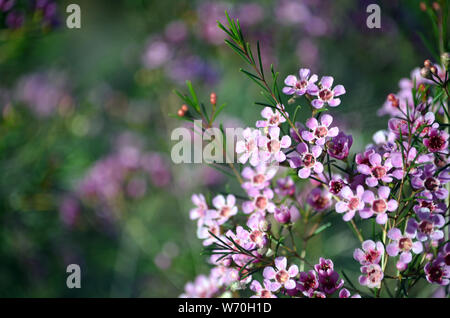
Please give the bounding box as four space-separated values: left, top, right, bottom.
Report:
276 270 289 284
268 139 281 153
424 177 440 191
428 135 445 151
255 196 268 210
398 237 413 252
365 250 380 263
295 80 308 90
329 180 344 194
220 206 231 218
253 174 265 185
319 88 333 101
372 166 387 179
260 290 272 298
314 126 328 138
419 220 433 235
348 197 360 210
303 153 316 168
372 199 387 213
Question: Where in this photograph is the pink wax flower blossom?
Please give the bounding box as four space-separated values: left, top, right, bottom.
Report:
258 127 292 163
423 127 449 153
301 114 339 146
197 217 222 246
413 199 447 215
339 288 361 298
250 280 278 298
359 263 384 288
314 257 335 276
335 185 365 221
242 188 276 215
256 106 286 128
406 209 445 242
246 215 269 248
386 227 423 271
189 194 208 222
275 176 296 197
274 204 300 224
311 76 346 109
388 118 412 137
241 164 277 192
424 259 449 286
263 257 299 291
389 144 433 178
289 142 323 179
210 194 238 224
180 274 219 298
354 240 384 265
282 68 318 96
328 176 346 195
298 270 319 297
236 128 262 166
327 131 353 160
356 152 395 187
307 187 332 212
360 186 398 224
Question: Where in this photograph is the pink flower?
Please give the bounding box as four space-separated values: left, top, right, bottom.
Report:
263 257 299 290
424 260 449 286
353 240 384 265
196 216 222 246
236 128 262 166
356 153 395 187
311 76 346 109
241 164 277 192
335 185 365 221
339 288 361 298
275 176 296 197
258 127 292 163
298 270 319 296
242 188 275 215
282 68 318 96
360 186 398 224
256 106 286 128
189 194 208 221
359 263 384 288
386 227 423 271
210 194 238 224
327 131 353 160
289 142 323 179
423 126 449 153
250 280 278 298
301 114 339 146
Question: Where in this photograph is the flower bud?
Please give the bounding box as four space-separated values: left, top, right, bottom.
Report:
432 2 440 10
419 2 427 11
274 205 291 224
430 66 437 74
177 109 185 117
424 59 432 68
441 52 450 69
259 219 271 232
210 92 217 105
420 67 432 79
181 104 188 112
257 246 268 256
265 248 274 257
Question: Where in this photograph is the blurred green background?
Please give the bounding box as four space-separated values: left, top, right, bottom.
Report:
0 0 442 297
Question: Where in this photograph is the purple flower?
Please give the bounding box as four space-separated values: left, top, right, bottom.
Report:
360 186 398 224
327 131 353 160
318 270 344 295
274 204 300 224
424 127 449 153
209 194 238 224
311 76 346 109
6 10 24 29
424 259 449 286
406 210 445 242
335 185 365 221
0 0 15 12
307 187 332 212
298 270 319 296
328 176 346 195
275 176 296 197
256 106 286 128
250 280 278 298
386 227 423 271
282 68 318 96
189 194 208 222
359 263 383 288
411 164 449 200
339 288 361 298
289 142 323 179
301 114 339 146
354 240 384 265
263 257 299 291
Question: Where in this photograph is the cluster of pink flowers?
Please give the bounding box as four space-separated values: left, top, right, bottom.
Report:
180 54 449 297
